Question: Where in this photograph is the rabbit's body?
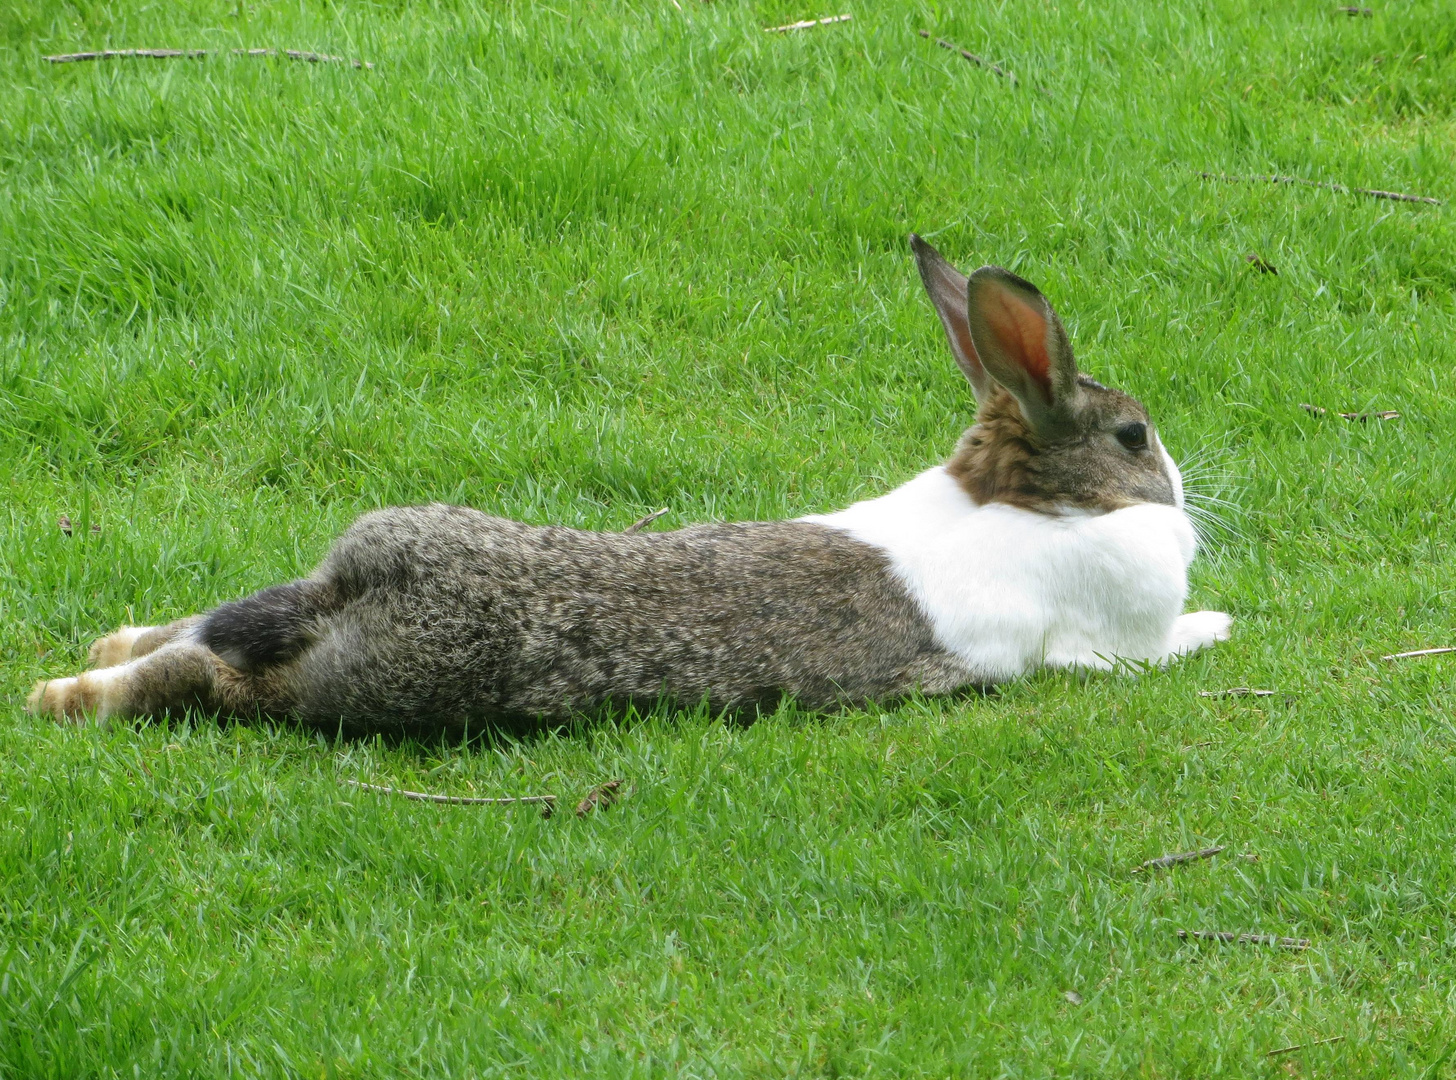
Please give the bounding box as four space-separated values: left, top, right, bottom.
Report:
206 505 974 729
29 237 1233 728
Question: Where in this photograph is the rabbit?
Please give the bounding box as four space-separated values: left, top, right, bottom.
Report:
27 235 1231 731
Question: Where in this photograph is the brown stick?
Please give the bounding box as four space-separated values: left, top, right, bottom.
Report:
44 47 373 69
623 508 669 535
342 779 555 815
575 779 623 817
1200 171 1440 206
1300 403 1400 421
1177 930 1310 949
1199 688 1277 698
1381 647 1456 661
765 14 851 33
44 49 207 62
1133 846 1224 874
918 29 1017 86
1268 1035 1345 1057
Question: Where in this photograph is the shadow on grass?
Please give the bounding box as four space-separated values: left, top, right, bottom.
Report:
131 682 1001 756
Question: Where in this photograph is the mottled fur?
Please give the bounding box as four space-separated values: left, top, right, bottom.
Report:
297 509 972 727
31 510 972 729
86 619 202 669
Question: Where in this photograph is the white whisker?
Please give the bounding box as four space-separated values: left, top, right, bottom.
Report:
1168 437 1249 560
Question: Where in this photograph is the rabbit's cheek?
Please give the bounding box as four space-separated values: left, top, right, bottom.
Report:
1159 443 1185 509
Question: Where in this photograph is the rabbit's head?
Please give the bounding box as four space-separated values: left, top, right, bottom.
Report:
912 235 1181 514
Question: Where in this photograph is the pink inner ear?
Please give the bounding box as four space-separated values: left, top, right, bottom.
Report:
986 292 1052 397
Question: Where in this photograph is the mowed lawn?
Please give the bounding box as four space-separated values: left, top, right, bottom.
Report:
3 0 1456 1075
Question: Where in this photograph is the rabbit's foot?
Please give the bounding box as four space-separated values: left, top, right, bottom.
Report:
88 626 158 668
87 618 202 668
27 666 130 725
1162 611 1233 661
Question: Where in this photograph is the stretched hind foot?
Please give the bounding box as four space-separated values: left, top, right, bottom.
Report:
86 617 201 669
88 626 157 668
29 640 264 726
28 665 135 725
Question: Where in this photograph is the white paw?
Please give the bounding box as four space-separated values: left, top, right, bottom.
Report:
27 676 87 723
26 667 126 725
1166 610 1233 657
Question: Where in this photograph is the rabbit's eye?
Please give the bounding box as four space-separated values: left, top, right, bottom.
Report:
1115 422 1148 451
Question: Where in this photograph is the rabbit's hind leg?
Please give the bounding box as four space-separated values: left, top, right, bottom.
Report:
28 641 268 726
87 616 202 668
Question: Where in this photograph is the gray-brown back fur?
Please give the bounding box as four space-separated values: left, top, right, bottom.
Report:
263 505 972 730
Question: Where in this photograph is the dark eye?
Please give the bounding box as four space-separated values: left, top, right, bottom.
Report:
1115 422 1148 451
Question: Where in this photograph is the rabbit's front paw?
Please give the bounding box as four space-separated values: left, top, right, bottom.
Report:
1165 610 1232 658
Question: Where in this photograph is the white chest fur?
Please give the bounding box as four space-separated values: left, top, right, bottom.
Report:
802 467 1208 680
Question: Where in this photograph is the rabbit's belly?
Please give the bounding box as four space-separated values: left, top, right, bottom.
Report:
291 507 976 726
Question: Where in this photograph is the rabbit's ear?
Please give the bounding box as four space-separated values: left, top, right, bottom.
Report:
965 266 1082 436
910 235 992 401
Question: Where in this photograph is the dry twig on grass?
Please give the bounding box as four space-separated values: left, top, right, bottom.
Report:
44 47 373 69
1177 929 1310 950
1300 403 1401 421
1133 846 1224 874
623 508 669 535
44 49 207 61
1381 646 1456 661
1199 171 1440 206
576 779 623 817
342 779 556 816
1199 688 1278 698
765 14 850 33
917 29 1018 86
1268 1035 1345 1057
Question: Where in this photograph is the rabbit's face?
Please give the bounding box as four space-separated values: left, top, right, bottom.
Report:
947 379 1179 513
1057 375 1179 509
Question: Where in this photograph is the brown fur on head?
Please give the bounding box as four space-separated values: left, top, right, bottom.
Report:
911 235 1178 514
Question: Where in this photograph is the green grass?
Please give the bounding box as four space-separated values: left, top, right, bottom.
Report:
3 0 1456 1074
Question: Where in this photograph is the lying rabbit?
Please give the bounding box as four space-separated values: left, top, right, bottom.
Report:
28 236 1230 729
